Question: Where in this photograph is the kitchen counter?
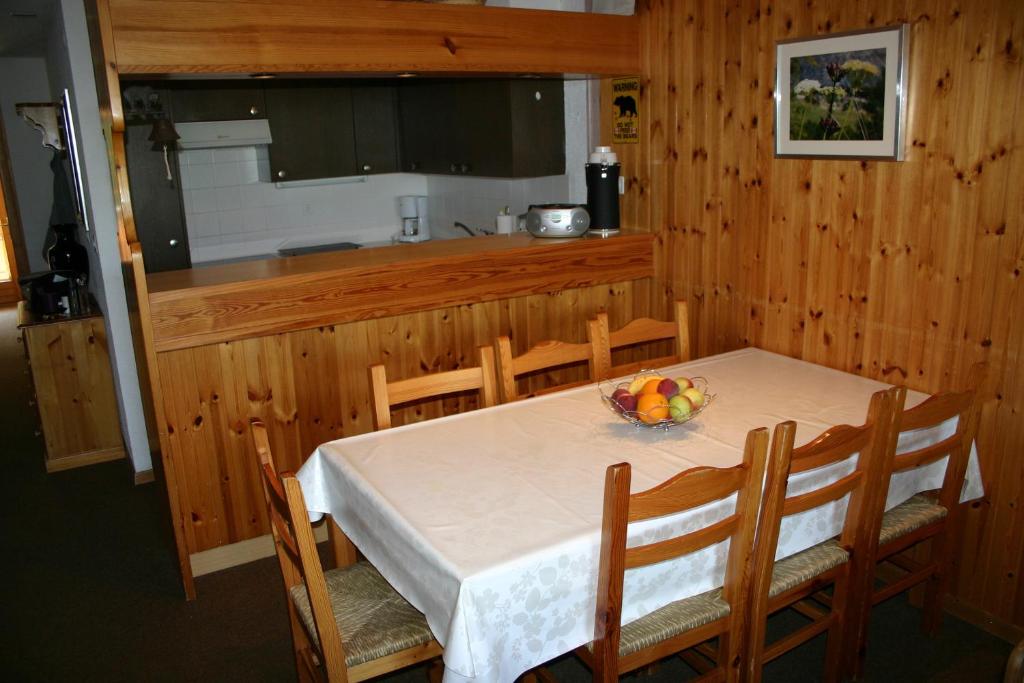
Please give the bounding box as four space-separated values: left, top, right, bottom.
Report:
146 232 654 352
138 228 658 589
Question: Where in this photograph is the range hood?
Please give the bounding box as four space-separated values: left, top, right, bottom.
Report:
175 119 272 149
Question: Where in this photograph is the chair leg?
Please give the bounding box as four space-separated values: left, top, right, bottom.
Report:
921 536 952 636
822 575 849 683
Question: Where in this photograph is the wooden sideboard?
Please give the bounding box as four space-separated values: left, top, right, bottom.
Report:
18 301 125 473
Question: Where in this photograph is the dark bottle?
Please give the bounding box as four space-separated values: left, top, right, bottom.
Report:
47 223 89 284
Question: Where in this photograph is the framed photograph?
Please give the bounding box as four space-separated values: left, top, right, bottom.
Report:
775 24 909 160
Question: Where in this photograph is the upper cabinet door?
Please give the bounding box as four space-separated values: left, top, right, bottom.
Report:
398 81 457 175
123 123 191 273
508 80 565 178
264 84 358 182
352 85 400 175
168 83 266 122
397 79 565 178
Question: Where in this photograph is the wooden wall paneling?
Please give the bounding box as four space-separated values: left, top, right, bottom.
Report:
972 0 1024 615
335 320 374 438
629 0 1024 630
152 279 658 554
214 337 268 539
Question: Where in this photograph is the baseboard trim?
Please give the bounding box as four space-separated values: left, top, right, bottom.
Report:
189 523 329 577
133 469 155 485
45 446 125 473
944 595 1024 644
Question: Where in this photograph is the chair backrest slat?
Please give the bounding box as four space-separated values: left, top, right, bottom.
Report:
629 465 746 522
789 424 873 474
496 335 595 402
891 436 958 472
783 471 864 517
371 345 498 429
625 515 739 569
388 366 487 405
899 389 974 431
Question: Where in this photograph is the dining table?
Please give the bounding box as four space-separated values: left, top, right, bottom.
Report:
296 347 985 683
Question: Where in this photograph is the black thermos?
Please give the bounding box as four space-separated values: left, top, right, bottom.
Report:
585 146 621 232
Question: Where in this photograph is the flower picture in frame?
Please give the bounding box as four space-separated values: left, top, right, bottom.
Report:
775 25 909 160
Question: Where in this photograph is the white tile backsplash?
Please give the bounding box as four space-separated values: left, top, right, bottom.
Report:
182 145 428 262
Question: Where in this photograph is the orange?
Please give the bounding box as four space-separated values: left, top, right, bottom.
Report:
640 378 664 395
636 393 670 424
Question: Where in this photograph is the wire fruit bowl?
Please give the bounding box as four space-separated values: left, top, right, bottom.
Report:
599 372 714 430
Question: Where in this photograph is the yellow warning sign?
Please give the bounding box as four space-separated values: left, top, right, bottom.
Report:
612 77 639 144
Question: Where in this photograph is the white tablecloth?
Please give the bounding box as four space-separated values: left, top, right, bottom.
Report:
297 348 983 683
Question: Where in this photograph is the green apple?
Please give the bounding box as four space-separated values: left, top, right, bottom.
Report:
669 395 693 422
681 387 705 408
675 377 694 390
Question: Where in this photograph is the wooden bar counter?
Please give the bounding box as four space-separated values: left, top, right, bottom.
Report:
142 232 657 594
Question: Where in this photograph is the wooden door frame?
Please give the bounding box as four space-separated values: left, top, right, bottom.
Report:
0 114 27 304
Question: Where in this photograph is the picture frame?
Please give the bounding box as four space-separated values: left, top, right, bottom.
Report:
774 24 909 160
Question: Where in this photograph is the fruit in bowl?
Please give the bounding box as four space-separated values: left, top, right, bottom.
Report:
602 371 712 428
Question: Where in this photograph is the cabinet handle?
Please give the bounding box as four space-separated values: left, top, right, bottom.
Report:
450 163 458 173
277 170 286 179
249 105 259 116
461 163 471 174
410 162 419 171
169 239 179 247
362 164 372 172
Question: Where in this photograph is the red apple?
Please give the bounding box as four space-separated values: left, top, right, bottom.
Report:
656 378 680 399
611 388 637 414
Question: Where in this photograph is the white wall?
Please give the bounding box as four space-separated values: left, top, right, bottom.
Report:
180 146 428 262
0 57 54 272
49 0 152 474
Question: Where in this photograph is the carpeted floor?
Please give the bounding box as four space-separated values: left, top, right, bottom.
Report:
0 305 1012 681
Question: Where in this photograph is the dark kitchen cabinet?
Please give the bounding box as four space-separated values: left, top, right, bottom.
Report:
263 84 358 182
398 79 565 178
167 82 266 122
123 123 190 273
352 85 400 175
397 81 457 175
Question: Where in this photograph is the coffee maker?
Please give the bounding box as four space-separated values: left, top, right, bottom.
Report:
397 196 431 243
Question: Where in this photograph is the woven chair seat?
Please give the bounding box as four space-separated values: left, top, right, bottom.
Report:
588 588 730 658
878 493 948 547
769 539 850 599
290 561 436 668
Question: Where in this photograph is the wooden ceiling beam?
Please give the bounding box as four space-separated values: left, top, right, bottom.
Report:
103 0 640 77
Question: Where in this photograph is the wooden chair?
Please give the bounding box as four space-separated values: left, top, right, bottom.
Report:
369 345 498 430
588 300 690 380
848 366 984 677
249 420 443 682
495 334 598 402
747 389 895 683
577 427 770 682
